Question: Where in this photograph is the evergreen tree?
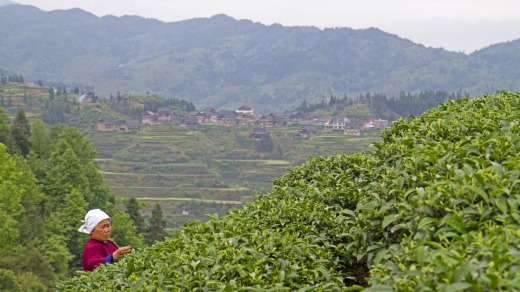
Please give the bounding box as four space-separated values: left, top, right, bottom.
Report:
14 154 45 246
109 208 144 248
45 145 88 208
51 127 98 164
0 145 42 250
11 109 31 156
26 151 46 182
0 144 50 288
147 203 167 244
29 119 49 159
45 129 114 208
126 196 146 234
56 189 88 269
48 88 54 101
0 106 15 153
39 213 74 275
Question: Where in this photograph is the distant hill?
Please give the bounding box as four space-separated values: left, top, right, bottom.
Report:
1 4 519 113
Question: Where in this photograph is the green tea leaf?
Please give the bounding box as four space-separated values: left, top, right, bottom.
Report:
382 213 401 229
441 214 467 234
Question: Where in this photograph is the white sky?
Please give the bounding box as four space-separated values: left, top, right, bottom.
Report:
13 0 520 53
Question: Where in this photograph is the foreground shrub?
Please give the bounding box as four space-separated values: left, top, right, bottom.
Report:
58 92 520 291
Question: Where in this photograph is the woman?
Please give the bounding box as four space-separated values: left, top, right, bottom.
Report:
78 208 132 271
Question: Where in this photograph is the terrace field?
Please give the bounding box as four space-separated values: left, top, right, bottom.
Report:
90 122 381 227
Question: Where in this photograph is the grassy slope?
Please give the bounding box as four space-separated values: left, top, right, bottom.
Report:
57 91 520 291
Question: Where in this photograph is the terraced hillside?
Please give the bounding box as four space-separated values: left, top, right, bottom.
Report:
90 122 381 227
0 82 47 119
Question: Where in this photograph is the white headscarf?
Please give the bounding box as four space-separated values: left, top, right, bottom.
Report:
78 209 111 234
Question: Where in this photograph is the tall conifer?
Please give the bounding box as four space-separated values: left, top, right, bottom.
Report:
126 196 146 234
11 109 31 156
147 203 167 244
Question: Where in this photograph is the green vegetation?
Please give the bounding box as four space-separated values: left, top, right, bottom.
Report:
90 122 381 228
1 6 519 113
57 91 520 290
2 80 463 231
0 106 146 290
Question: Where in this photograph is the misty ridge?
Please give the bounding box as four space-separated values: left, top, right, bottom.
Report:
0 3 519 113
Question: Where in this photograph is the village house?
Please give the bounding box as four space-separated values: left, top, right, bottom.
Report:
141 111 160 125
193 111 206 123
249 128 268 140
119 120 140 132
204 108 219 123
294 126 316 139
298 113 320 125
323 116 349 132
236 105 254 126
96 117 116 132
285 111 305 124
157 107 173 122
237 112 254 126
236 105 253 116
81 91 95 103
364 118 389 130
256 113 283 128
180 117 199 129
216 110 238 127
345 116 366 131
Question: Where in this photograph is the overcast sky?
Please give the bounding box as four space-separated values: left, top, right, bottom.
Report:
13 0 520 53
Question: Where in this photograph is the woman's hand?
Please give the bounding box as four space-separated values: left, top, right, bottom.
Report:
113 246 131 261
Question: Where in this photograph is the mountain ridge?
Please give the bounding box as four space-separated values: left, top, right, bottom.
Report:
1 4 519 113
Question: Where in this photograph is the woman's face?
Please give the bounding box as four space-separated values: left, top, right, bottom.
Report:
91 218 112 241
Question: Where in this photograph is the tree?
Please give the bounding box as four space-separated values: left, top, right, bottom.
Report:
147 203 167 244
48 88 54 101
11 109 31 156
0 106 15 153
14 155 45 247
53 189 88 270
39 215 74 275
29 119 49 159
44 127 115 208
0 247 51 290
0 269 22 292
126 196 146 234
109 208 144 248
0 145 24 250
44 144 88 207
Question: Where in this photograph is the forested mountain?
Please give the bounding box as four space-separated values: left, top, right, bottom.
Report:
0 4 519 113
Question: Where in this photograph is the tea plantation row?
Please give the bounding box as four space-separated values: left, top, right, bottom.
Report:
58 91 520 290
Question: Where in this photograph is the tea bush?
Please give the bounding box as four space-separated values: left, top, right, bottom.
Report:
58 91 520 291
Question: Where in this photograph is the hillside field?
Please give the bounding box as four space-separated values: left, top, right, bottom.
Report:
89 122 381 228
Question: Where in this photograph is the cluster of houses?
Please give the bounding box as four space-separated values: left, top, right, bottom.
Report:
96 107 174 132
96 104 389 137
